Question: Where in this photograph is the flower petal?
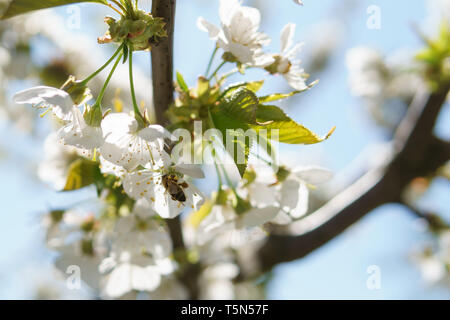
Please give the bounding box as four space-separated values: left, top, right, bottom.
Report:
293 166 333 185
197 17 220 39
104 263 133 298
280 23 295 53
184 183 205 211
280 179 308 218
238 206 279 228
57 107 104 150
173 163 205 179
130 265 161 292
139 125 174 142
13 86 74 120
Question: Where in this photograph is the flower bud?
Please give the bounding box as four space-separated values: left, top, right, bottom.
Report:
83 104 103 128
60 76 92 105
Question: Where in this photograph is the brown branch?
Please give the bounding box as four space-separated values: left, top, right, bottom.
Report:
151 0 182 252
150 0 201 299
250 85 450 277
151 0 175 126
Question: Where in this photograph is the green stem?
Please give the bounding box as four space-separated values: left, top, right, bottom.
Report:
220 67 240 80
110 0 127 13
251 151 273 167
94 52 123 106
205 46 218 78
212 148 223 191
208 61 226 81
80 43 124 86
219 162 237 194
122 0 136 19
128 45 145 122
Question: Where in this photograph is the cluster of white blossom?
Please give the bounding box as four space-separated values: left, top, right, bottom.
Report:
7 0 335 299
346 46 424 128
198 0 308 90
414 230 450 287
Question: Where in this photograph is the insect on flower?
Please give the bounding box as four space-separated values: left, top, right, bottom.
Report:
162 174 189 203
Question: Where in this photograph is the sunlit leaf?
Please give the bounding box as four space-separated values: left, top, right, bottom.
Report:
220 80 264 99
208 105 252 177
219 87 259 125
253 104 335 144
176 71 189 93
63 158 101 191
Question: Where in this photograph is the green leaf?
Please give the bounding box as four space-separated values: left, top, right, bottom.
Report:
253 104 335 144
122 44 129 64
219 87 259 125
220 80 264 99
259 80 318 103
197 76 209 97
1 0 107 19
208 106 252 177
63 158 101 191
176 71 189 93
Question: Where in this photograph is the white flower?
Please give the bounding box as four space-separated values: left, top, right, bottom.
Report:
54 239 104 290
197 0 274 67
239 165 333 224
199 262 239 300
13 86 75 121
294 0 303 5
42 210 89 248
196 203 237 245
279 166 332 219
346 46 386 99
123 163 205 219
236 206 278 228
266 23 308 90
196 188 278 237
38 132 78 189
99 212 173 298
57 107 104 150
38 132 96 189
100 113 172 171
99 155 127 179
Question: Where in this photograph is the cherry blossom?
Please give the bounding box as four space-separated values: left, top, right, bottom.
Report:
100 112 172 171
123 163 205 219
57 106 104 150
265 23 308 90
13 86 79 121
99 210 174 298
197 0 274 67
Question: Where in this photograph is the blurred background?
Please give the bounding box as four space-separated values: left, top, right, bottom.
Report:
0 0 449 299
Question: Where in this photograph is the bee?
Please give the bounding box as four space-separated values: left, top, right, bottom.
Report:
162 174 189 202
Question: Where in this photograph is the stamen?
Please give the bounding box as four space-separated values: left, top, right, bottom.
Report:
108 3 124 16
39 108 52 118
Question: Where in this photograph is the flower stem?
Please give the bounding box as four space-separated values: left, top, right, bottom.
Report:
220 67 240 80
94 52 123 107
122 0 136 19
110 0 127 13
128 45 145 122
208 61 226 81
219 162 237 194
205 46 218 78
212 148 223 191
80 43 124 86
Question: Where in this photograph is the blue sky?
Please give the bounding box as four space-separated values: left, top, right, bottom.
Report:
0 0 449 299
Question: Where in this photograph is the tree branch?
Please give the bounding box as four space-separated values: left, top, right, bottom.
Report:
250 85 450 276
151 0 175 126
150 0 201 299
151 0 182 251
